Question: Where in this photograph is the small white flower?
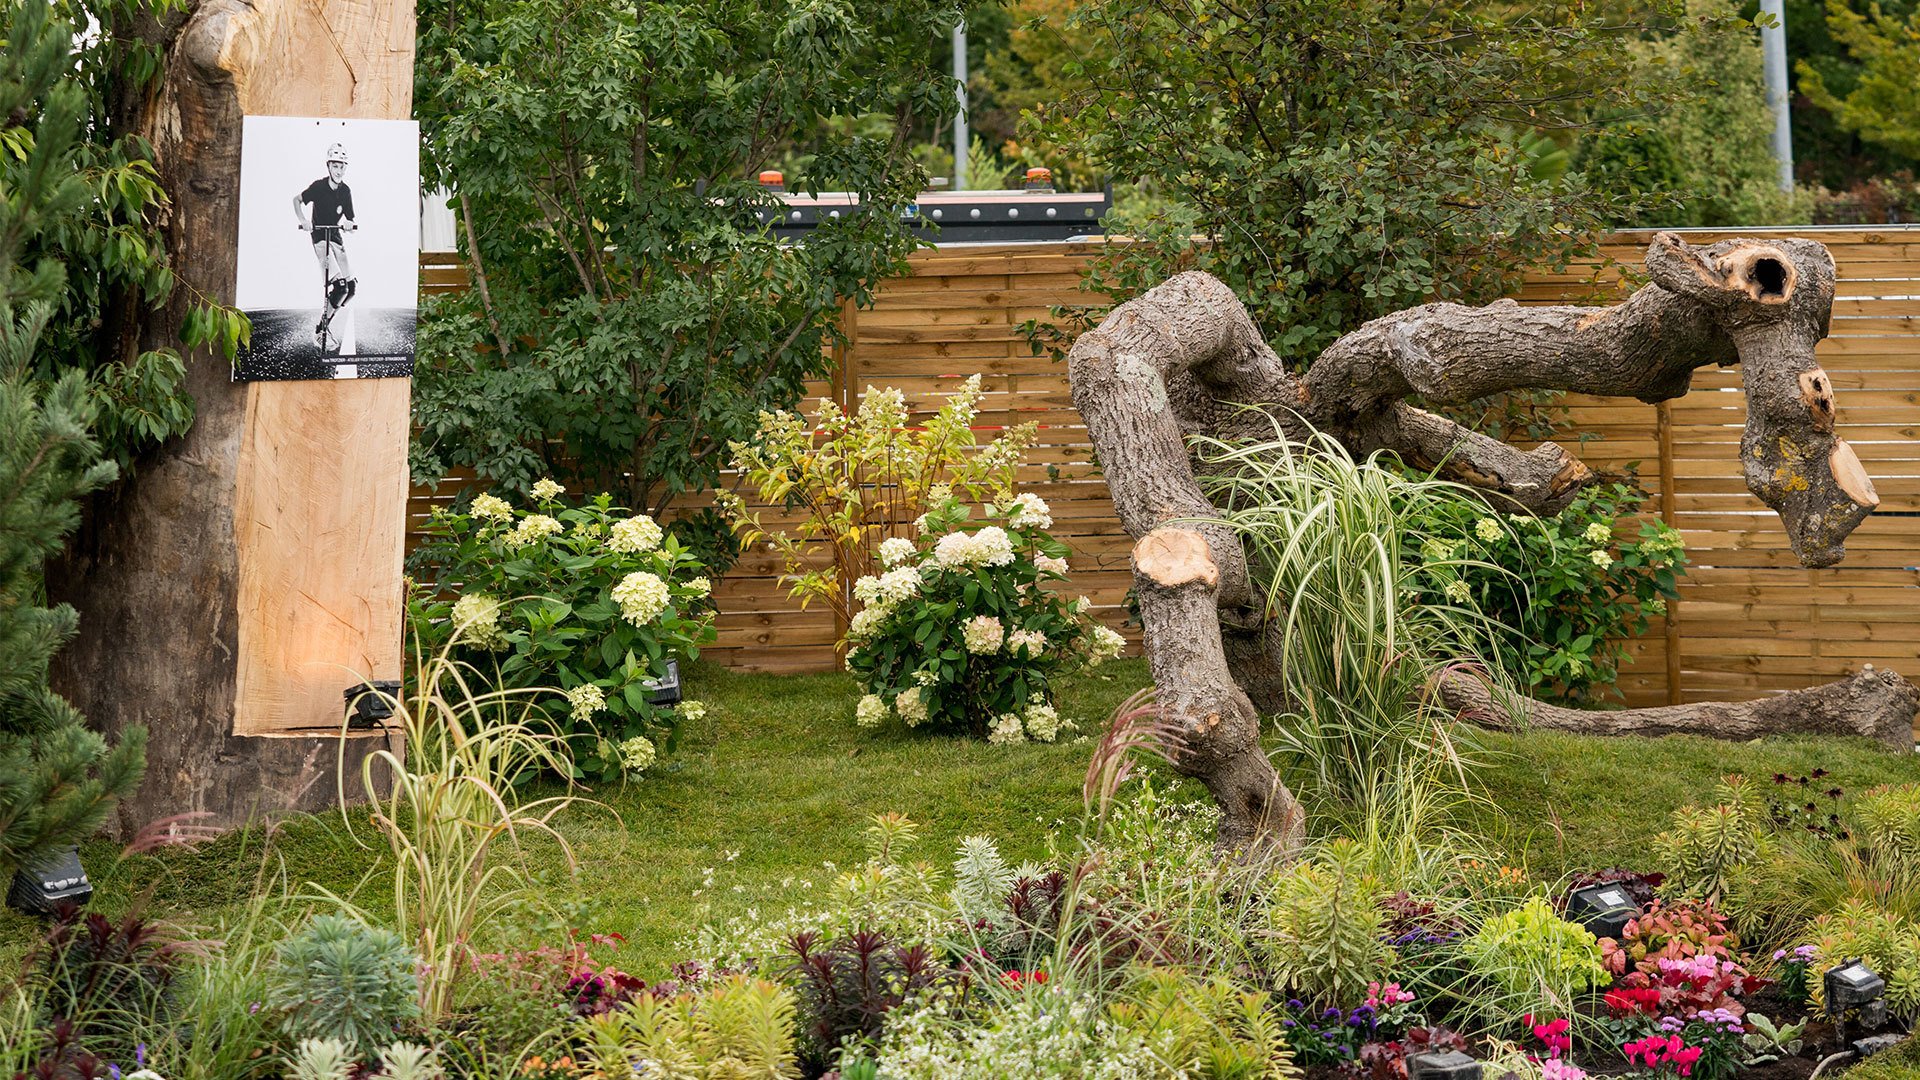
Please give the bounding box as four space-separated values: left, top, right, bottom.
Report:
1589 548 1615 570
612 571 671 625
450 593 505 648
853 574 885 605
987 713 1026 745
1007 492 1053 530
608 515 664 554
912 668 938 687
678 700 708 722
914 513 937 537
1444 579 1472 603
1088 624 1126 663
618 735 657 774
963 616 1005 655
847 606 890 640
1023 702 1061 742
878 536 918 567
855 693 888 728
530 478 565 502
1035 554 1070 576
875 566 921 604
1474 517 1502 543
1074 595 1093 614
683 576 711 597
1583 521 1614 544
565 683 605 722
1422 539 1455 564
469 493 514 521
1007 628 1048 655
895 687 928 727
505 513 562 547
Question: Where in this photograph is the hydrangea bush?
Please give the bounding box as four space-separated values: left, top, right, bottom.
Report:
408 483 715 782
844 493 1124 743
1409 479 1686 705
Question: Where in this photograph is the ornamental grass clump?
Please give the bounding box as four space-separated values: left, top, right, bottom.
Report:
407 485 715 782
1194 423 1507 805
843 493 1124 741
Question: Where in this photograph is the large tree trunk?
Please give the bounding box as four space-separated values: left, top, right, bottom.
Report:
49 0 415 834
1069 234 1915 852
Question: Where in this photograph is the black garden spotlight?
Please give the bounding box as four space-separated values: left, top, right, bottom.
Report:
1565 881 1644 941
1825 959 1889 1031
1407 1050 1482 1080
6 845 92 916
343 679 403 729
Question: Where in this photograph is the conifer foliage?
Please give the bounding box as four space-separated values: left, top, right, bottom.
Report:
0 0 146 873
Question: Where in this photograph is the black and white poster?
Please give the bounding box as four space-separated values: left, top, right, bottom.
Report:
233 116 419 381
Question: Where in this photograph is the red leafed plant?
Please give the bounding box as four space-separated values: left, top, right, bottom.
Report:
1608 954 1769 1022
1600 899 1740 978
1352 1026 1470 1080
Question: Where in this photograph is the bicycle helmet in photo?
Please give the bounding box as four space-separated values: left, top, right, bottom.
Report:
326 143 349 165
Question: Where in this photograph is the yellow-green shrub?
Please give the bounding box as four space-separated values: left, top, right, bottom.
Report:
578 974 801 1080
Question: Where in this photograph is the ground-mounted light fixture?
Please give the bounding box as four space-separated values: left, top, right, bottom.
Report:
643 660 682 707
343 679 403 729
6 845 92 915
1565 882 1643 940
1407 1050 1482 1080
1826 959 1888 1030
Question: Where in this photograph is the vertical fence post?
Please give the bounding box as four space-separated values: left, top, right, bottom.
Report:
830 298 858 645
1657 399 1682 705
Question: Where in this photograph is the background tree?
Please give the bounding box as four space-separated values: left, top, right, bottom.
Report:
1784 0 1918 191
410 0 963 556
1031 0 1684 367
0 0 145 873
1579 0 1805 228
1796 0 1920 163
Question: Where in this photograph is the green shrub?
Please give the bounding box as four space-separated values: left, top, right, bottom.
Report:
728 377 1035 625
842 492 1123 741
1106 967 1295 1079
1805 901 1920 1021
407 486 715 781
1855 783 1920 882
1408 480 1687 706
1460 896 1609 1024
1653 775 1769 916
268 914 423 1059
578 974 802 1079
1259 839 1393 1006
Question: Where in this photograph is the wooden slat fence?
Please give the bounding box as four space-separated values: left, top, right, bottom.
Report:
416 226 1920 706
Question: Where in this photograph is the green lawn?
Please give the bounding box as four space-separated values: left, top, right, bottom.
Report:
4 659 1918 978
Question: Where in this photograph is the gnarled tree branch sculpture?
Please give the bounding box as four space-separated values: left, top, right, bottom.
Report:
1068 233 1918 854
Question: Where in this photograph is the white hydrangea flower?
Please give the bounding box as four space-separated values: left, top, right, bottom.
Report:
852 575 885 606
1583 521 1614 544
618 735 657 774
612 571 671 626
895 687 928 727
963 616 1005 655
469 493 513 521
914 513 938 537
1023 702 1061 743
971 526 1015 567
1422 539 1455 564
678 700 708 722
878 536 918 567
684 576 711 597
530 478 565 502
565 683 605 722
1445 579 1472 603
1088 624 1126 663
505 513 562 547
450 593 505 648
1007 492 1052 530
847 606 890 640
1007 628 1048 655
1645 598 1668 616
932 530 976 568
1074 595 1093 614
608 514 664 554
875 566 921 604
855 693 888 728
1035 554 1070 576
1474 517 1502 543
1589 548 1615 570
987 713 1027 745
911 667 938 687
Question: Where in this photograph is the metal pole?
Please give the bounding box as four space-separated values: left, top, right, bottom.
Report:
952 20 969 191
1760 0 1794 192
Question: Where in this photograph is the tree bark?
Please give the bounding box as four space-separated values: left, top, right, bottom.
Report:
1068 234 1914 850
48 0 415 834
